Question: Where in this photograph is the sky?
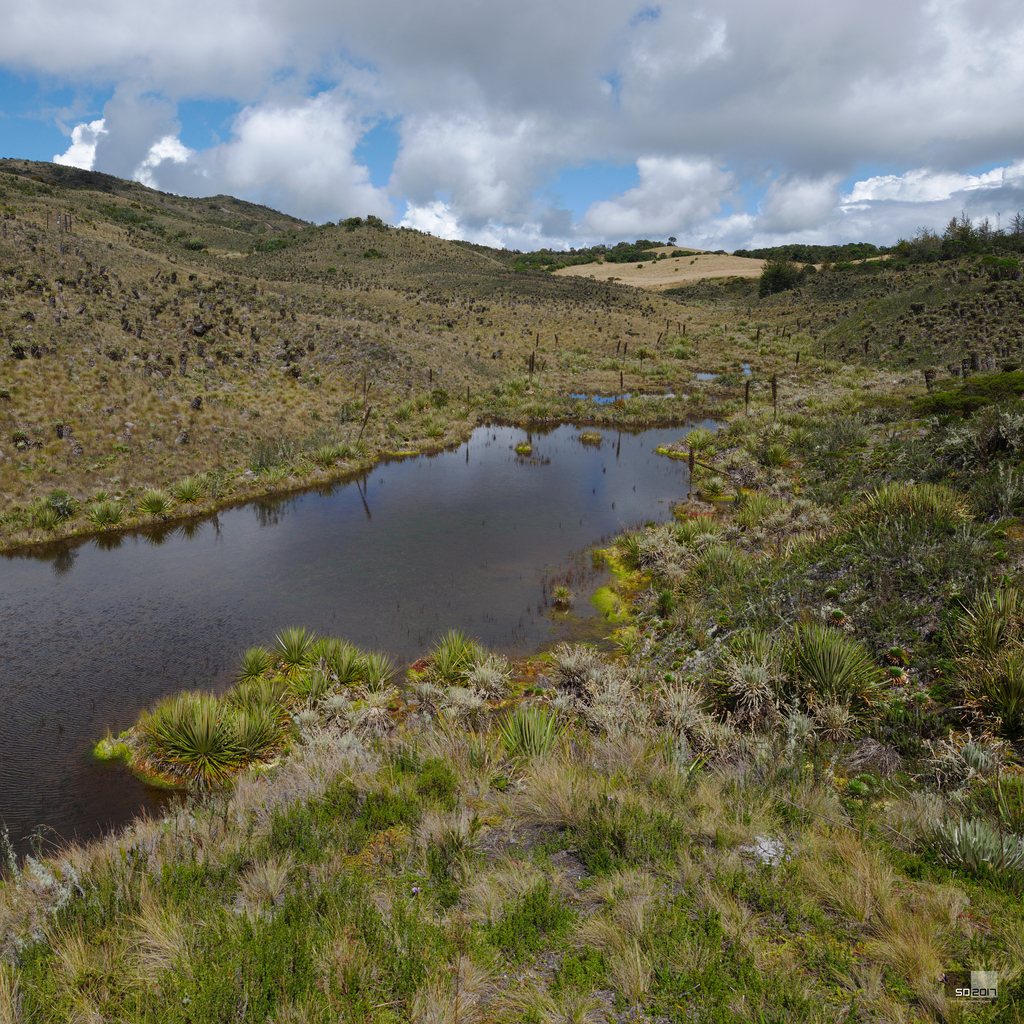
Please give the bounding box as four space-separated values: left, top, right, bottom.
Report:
2 0 1024 252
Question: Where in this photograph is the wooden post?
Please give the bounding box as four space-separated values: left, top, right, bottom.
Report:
356 405 373 445
620 370 624 392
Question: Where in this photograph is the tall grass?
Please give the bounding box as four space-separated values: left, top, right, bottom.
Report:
274 626 316 679
429 630 482 684
498 707 563 761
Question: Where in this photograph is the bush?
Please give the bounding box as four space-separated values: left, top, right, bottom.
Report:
137 488 174 516
571 801 686 873
792 623 884 712
488 881 575 960
931 817 1024 874
416 758 458 810
759 258 801 296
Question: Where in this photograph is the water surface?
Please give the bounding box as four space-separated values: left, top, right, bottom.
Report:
0 423 707 853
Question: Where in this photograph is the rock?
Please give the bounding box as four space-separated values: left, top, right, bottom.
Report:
739 836 790 866
190 396 202 410
174 430 189 445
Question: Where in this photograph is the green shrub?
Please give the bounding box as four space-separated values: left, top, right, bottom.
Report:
171 474 207 504
488 881 575 960
854 481 972 533
759 258 801 296
86 500 124 528
571 801 686 873
359 789 420 831
429 630 480 683
138 692 282 788
931 817 1024 874
237 646 273 684
274 626 316 679
416 758 458 809
46 489 78 520
913 371 1024 418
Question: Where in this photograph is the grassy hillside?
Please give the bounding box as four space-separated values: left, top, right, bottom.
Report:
0 160 736 552
5 164 1024 1018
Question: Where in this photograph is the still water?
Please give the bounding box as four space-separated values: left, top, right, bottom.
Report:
0 422 708 853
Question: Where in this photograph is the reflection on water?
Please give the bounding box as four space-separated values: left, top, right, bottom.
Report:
0 422 710 854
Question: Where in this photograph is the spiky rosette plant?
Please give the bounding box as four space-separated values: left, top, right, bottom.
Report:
793 623 884 714
274 626 316 680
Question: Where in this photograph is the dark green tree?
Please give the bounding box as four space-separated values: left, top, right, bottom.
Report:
758 257 801 296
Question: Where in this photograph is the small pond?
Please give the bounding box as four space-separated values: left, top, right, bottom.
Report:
0 422 711 854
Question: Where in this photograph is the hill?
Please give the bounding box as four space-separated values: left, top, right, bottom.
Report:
3 157 1024 553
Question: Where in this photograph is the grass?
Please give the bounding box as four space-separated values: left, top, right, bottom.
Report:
10 160 1024 1018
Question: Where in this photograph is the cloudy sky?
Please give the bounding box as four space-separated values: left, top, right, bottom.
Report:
2 0 1024 251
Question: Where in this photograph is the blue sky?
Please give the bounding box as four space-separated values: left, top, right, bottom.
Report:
3 0 1024 251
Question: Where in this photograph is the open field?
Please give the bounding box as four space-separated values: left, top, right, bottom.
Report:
554 247 767 288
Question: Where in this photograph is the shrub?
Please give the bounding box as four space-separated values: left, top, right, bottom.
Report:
429 630 480 683
416 758 458 810
952 588 1019 657
317 638 366 685
310 443 348 467
855 481 972 533
237 646 273 684
274 626 316 679
86 500 124 528
33 505 60 531
139 692 282 788
931 817 1024 874
488 881 575 960
571 801 686 873
362 651 394 690
759 258 801 296
46 489 77 520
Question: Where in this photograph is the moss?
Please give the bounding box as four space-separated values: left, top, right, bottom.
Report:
592 585 628 621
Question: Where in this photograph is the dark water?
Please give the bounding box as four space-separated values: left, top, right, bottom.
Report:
0 422 707 854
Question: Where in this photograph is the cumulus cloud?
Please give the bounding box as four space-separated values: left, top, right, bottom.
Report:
579 157 736 238
140 92 393 223
134 135 193 188
9 0 1024 246
53 118 107 168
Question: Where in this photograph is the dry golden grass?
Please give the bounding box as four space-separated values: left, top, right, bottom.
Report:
554 250 766 290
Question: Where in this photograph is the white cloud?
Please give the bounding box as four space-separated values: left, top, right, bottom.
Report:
134 134 193 188
137 92 393 223
579 157 736 238
757 176 842 233
8 0 1024 247
53 118 107 169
